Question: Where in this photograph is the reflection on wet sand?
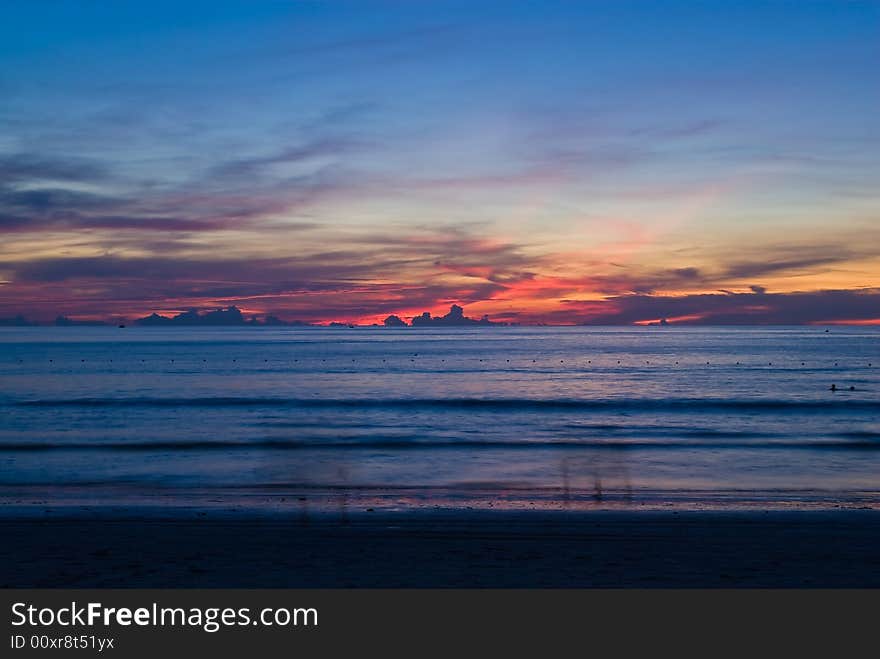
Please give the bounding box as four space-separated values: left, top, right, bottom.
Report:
561 450 633 507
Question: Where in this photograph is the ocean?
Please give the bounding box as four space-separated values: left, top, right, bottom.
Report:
1 325 878 515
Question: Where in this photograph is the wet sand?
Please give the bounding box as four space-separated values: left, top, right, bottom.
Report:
3 510 880 587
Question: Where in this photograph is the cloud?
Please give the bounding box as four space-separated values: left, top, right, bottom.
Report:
0 153 110 184
627 118 727 140
572 239 878 297
1 142 876 326
671 267 702 280
0 207 314 234
206 138 365 181
4 226 529 290
0 187 121 213
0 213 30 231
721 251 855 279
567 288 880 325
3 235 879 326
0 141 357 236
0 223 534 321
8 253 383 287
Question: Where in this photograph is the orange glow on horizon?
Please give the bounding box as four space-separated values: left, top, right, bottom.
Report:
812 318 880 326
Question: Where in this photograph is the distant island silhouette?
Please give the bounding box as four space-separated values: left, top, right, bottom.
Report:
0 314 113 327
388 304 499 327
134 306 311 327
0 304 504 328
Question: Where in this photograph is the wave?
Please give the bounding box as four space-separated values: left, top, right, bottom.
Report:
12 396 880 412
837 431 880 439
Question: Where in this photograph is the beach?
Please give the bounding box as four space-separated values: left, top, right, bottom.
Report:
4 510 880 588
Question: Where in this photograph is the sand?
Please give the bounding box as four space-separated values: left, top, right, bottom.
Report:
3 510 880 587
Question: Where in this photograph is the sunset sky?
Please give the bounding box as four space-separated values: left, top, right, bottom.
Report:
1 1 878 325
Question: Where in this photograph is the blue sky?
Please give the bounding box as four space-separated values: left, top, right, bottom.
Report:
1 1 879 323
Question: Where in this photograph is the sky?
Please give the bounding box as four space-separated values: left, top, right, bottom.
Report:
1 0 878 325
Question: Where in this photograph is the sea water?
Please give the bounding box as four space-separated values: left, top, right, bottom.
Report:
1 325 878 514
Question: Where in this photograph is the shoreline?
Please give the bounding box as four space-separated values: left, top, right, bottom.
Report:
4 483 880 519
3 509 880 588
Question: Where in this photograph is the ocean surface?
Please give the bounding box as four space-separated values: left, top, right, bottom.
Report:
1 326 878 515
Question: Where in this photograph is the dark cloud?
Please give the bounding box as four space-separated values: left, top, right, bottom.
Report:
0 115 367 237
8 253 385 287
671 267 701 280
0 182 241 233
0 149 349 236
572 288 880 325
580 242 876 296
722 252 853 279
